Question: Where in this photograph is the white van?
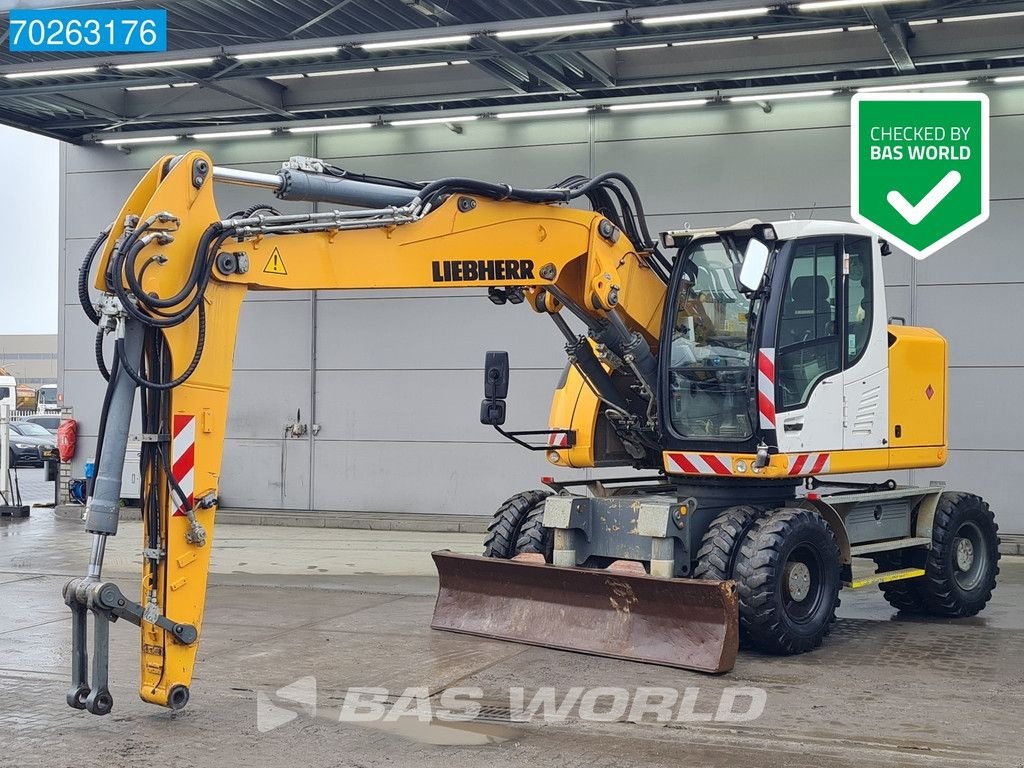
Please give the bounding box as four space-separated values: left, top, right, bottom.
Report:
0 375 17 415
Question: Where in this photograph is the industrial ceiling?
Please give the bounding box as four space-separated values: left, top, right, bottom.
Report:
1 0 1024 143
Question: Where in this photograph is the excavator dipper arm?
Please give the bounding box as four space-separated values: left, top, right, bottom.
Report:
65 151 670 713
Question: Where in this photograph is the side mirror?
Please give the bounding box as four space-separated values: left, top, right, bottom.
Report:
738 239 771 292
480 351 509 426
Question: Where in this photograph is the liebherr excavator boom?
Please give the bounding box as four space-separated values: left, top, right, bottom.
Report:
66 151 999 716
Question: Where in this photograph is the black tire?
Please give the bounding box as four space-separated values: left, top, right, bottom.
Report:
515 502 554 561
734 507 842 655
482 490 551 559
917 492 999 617
872 549 928 613
693 505 767 581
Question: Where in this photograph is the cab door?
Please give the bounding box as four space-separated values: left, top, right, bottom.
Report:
841 235 889 450
773 236 845 454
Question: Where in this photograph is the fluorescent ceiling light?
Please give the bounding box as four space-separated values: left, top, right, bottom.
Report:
672 35 754 46
98 135 179 145
6 66 97 79
189 129 274 139
798 0 915 10
857 79 969 92
361 34 471 50
994 74 1024 84
942 10 1024 23
495 22 614 39
307 67 376 77
389 115 480 126
730 89 836 102
377 60 467 71
609 98 708 112
641 8 769 26
287 122 374 133
233 47 338 61
115 57 215 71
126 82 196 91
908 19 939 26
495 107 589 119
616 43 669 51
267 74 305 81
759 27 843 39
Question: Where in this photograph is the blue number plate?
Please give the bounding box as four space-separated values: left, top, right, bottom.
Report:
8 9 167 52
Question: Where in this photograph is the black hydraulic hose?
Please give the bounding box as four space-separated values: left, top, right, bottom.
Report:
88 359 120 497
114 302 207 391
121 223 222 311
94 327 110 382
78 227 111 326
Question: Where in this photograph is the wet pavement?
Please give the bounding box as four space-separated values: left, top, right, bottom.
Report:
1 512 1022 768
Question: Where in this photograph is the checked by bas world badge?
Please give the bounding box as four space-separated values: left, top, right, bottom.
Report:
851 93 989 260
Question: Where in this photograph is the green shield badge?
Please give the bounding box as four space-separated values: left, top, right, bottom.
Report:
851 93 989 260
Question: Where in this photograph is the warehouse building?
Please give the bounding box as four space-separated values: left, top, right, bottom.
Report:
0 0 1015 530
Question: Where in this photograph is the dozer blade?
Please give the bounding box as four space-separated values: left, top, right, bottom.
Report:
430 551 738 673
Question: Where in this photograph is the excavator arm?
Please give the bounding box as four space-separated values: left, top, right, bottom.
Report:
65 150 674 714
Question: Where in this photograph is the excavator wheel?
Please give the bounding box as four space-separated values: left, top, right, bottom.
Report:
693 505 769 581
872 550 928 613
916 492 1000 617
482 490 551 559
734 507 841 655
515 502 554 562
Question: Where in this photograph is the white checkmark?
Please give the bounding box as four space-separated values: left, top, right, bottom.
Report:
886 170 962 225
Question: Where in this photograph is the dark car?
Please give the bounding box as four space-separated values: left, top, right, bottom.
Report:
8 421 58 468
20 414 61 435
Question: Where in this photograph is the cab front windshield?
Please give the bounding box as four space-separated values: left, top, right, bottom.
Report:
668 237 756 441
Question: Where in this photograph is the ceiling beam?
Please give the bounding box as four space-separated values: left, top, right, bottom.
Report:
474 36 577 95
866 6 917 74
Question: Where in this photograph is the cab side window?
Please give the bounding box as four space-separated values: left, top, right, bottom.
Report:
776 238 840 410
844 236 873 366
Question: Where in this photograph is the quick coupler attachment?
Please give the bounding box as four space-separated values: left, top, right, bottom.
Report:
63 578 198 715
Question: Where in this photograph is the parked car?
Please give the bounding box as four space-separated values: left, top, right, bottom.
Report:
19 414 60 435
8 421 58 468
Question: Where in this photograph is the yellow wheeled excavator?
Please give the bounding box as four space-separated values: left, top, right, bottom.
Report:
65 151 999 716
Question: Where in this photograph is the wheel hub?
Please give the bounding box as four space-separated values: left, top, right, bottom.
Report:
785 561 812 602
955 537 975 572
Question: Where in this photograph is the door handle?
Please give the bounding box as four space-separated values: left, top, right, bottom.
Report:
783 418 804 433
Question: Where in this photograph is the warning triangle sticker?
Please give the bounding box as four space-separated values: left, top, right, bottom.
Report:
263 248 287 275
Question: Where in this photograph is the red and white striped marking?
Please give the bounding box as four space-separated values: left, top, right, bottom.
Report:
665 452 733 476
547 431 570 448
170 414 195 517
757 347 776 430
787 452 830 476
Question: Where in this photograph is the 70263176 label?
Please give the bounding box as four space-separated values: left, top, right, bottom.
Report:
8 9 167 53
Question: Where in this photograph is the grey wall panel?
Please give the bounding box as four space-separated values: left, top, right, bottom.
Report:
58 86 1024 531
317 118 589 159
315 296 566 370
947 368 1024 451
313 368 560 443
915 451 1020 532
234 299 312 371
228 370 312 440
915 200 1024 286
219 438 310 510
311 439 552 515
915 284 1024 368
594 126 850 215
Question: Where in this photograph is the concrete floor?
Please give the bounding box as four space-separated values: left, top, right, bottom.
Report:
2 512 1022 768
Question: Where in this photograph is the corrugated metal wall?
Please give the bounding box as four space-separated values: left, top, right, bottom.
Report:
58 86 1024 530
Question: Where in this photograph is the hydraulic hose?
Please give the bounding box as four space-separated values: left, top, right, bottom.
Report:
78 227 111 326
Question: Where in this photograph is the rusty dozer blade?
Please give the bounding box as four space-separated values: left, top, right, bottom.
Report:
430 551 738 674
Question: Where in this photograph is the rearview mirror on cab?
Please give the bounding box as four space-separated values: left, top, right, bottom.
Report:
738 239 771 292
